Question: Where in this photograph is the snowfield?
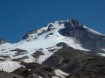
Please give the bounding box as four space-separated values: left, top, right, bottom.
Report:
0 61 22 72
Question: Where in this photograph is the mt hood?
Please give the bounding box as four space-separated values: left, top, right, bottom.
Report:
0 19 105 78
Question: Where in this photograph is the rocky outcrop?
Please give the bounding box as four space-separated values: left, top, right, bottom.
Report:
22 29 37 39
0 39 6 45
47 24 56 31
59 19 105 52
0 71 23 78
13 63 55 78
32 50 44 59
26 73 40 78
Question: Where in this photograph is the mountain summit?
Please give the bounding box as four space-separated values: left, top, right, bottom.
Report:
0 19 105 78
22 19 105 52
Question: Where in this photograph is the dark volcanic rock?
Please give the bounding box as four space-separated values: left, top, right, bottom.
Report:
47 24 56 31
43 54 64 67
26 73 40 78
32 50 44 59
43 43 105 78
13 62 55 78
11 48 27 56
58 19 105 52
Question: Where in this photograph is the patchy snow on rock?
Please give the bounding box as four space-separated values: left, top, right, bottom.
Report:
0 20 92 72
98 49 105 57
98 53 105 57
22 55 36 63
54 69 69 78
102 49 105 52
36 52 53 64
0 21 90 63
61 37 90 51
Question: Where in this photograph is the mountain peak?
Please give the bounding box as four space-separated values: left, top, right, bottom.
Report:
67 19 81 25
22 19 104 41
0 19 105 78
64 19 83 29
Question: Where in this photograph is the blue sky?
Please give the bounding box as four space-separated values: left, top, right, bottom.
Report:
0 0 105 42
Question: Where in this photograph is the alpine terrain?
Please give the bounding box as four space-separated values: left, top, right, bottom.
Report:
0 19 105 78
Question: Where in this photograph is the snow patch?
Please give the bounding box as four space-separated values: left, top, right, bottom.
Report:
0 61 22 72
84 26 104 35
98 53 105 57
54 69 69 78
36 52 53 64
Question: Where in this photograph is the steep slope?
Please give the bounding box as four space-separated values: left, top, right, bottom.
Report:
0 19 105 78
59 19 105 52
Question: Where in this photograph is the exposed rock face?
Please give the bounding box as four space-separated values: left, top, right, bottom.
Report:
13 63 55 78
43 43 105 78
0 71 23 78
21 19 105 53
43 54 64 67
12 43 105 78
59 19 105 52
0 39 6 45
22 29 37 39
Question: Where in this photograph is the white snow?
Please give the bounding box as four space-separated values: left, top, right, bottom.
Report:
84 26 104 35
98 53 105 57
98 49 105 56
39 76 43 78
98 49 105 57
61 37 90 51
0 61 22 72
54 69 69 78
102 49 105 52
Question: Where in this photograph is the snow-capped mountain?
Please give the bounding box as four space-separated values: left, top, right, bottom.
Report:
0 19 105 78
